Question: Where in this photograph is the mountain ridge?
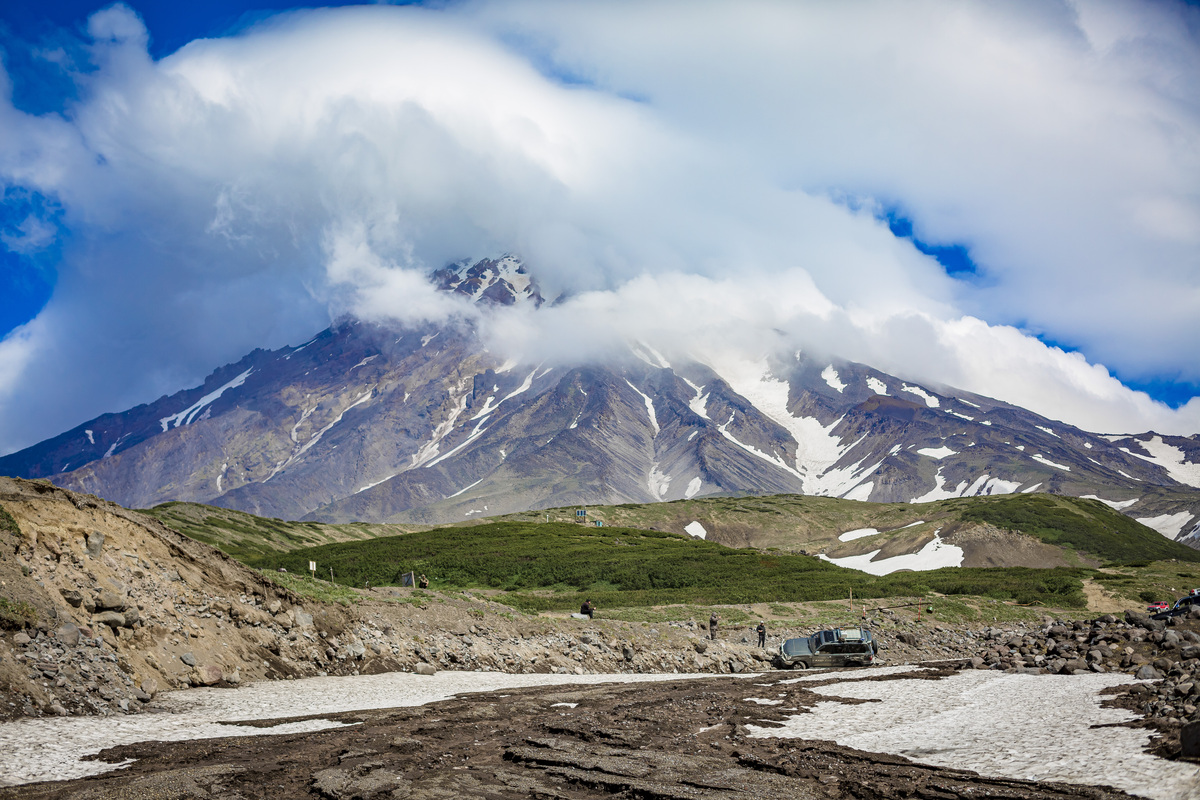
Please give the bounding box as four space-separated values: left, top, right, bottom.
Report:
3 257 1199 549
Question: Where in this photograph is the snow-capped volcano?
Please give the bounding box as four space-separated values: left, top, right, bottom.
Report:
431 255 544 307
2 256 1199 547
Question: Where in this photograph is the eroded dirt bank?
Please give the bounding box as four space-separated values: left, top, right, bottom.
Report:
0 668 1148 800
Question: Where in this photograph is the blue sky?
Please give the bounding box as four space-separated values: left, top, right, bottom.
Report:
0 1 1198 453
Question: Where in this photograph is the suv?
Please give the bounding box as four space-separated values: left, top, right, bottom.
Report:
774 628 877 670
1151 595 1200 620
1147 601 1170 612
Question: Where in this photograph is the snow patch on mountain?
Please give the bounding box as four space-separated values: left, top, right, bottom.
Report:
839 527 882 542
1135 512 1195 539
716 412 805 482
1081 494 1139 510
409 385 470 470
1035 425 1058 437
685 477 702 499
710 360 862 493
685 521 707 539
1031 454 1071 471
84 430 94 445
866 377 888 396
821 366 846 393
1121 436 1200 488
625 380 660 437
819 532 963 575
159 368 253 431
917 446 957 460
911 470 1019 502
268 388 373 482
648 464 670 499
842 482 873 501
901 384 939 408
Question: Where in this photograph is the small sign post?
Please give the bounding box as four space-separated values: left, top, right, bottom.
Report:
309 561 317 579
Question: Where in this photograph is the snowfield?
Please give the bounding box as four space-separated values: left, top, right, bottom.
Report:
818 532 964 575
748 670 1200 800
2 669 1191 798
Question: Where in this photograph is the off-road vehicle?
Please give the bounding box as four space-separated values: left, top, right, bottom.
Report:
774 627 877 670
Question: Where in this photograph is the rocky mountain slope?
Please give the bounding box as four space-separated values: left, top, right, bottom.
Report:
2 257 1199 547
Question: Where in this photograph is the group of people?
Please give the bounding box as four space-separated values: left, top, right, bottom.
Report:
707 612 768 647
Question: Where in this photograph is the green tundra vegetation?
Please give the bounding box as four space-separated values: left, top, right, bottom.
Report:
146 491 1200 616
246 521 1093 611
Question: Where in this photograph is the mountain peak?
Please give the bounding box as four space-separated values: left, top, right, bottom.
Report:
432 255 544 308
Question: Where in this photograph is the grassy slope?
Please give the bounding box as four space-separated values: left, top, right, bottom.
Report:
246 521 1093 611
480 493 1200 566
141 502 419 561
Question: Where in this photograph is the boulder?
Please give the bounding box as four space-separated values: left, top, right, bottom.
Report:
12 631 31 646
192 665 223 686
56 622 80 648
93 611 127 629
413 662 436 676
95 590 126 612
59 589 83 608
140 678 158 698
85 531 105 557
122 608 140 627
693 640 708 654
294 609 314 628
1136 665 1164 681
181 652 197 667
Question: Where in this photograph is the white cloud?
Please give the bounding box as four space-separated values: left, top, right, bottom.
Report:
0 1 1196 453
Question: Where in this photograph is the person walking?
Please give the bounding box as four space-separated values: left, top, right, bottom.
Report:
756 621 766 648
709 612 719 641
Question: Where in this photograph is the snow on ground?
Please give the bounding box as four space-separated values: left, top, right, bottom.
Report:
903 520 925 528
917 445 956 460
1081 494 1140 510
821 365 846 393
408 385 470 470
866 376 888 395
267 390 374 482
1031 453 1071 471
684 521 707 538
420 332 438 347
1135 512 1195 539
838 528 882 542
625 380 660 436
648 464 671 499
707 359 847 490
159 369 254 431
910 468 1021 502
1035 425 1059 437
818 532 963 575
1021 482 1042 493
1121 435 1200 488
448 477 485 499
842 482 873 501
685 477 702 499
748 670 1199 800
84 430 94 445
957 398 980 408
0 672 719 788
900 384 939 407
684 380 710 420
949 411 974 421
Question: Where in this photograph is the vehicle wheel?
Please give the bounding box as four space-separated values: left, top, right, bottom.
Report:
793 660 809 671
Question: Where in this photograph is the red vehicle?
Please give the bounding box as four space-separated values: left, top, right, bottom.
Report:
1147 601 1170 612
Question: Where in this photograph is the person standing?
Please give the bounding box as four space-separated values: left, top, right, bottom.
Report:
756 621 766 648
709 612 719 641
